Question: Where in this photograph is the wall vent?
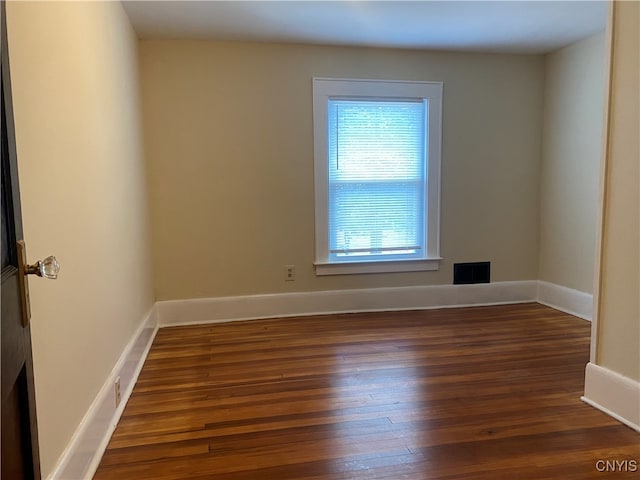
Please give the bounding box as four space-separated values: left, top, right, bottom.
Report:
453 262 490 285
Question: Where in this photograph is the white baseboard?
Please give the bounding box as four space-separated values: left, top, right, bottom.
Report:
537 281 593 321
582 362 640 432
47 306 159 480
45 279 601 479
156 280 538 327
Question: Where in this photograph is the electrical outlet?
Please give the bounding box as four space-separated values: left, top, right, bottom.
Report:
114 377 121 407
285 265 295 281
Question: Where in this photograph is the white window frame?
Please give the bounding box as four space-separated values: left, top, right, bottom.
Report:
313 78 443 276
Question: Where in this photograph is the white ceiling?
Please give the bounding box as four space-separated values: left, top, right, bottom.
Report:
122 1 608 55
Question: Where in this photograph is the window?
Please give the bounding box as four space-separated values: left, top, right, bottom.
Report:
313 78 442 275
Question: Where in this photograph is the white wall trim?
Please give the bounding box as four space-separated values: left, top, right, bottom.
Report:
582 362 640 432
47 306 159 480
44 280 609 479
537 281 593 321
156 281 538 327
590 0 616 364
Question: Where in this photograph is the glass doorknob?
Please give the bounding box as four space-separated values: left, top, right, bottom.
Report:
26 255 60 279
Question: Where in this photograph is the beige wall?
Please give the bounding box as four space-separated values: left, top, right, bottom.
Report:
539 33 606 294
140 40 544 300
7 1 154 476
595 1 639 381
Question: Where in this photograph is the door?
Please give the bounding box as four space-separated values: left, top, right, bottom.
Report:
2 3 42 478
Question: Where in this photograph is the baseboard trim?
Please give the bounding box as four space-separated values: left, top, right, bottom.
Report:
156 281 538 327
537 281 593 321
46 280 601 478
582 362 640 432
47 306 159 480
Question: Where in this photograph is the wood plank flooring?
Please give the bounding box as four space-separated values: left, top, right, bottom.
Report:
93 303 639 479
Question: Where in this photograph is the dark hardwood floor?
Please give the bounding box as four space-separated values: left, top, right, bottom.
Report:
93 303 639 479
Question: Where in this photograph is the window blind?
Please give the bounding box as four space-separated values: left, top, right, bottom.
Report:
327 99 427 260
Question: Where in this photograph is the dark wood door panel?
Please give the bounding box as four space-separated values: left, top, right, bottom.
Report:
1 1 41 478
1 272 27 402
2 367 35 480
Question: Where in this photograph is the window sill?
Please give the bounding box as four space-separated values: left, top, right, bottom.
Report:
314 257 442 276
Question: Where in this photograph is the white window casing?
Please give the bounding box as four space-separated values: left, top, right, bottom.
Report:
313 78 443 275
